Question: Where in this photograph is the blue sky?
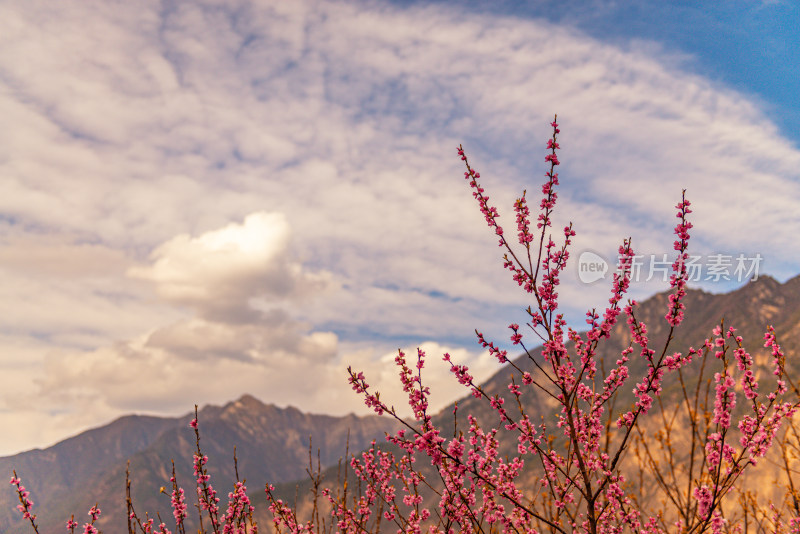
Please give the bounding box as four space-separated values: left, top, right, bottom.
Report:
0 0 798 456
415 0 800 145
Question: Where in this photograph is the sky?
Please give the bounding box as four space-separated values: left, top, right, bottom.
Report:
0 0 798 456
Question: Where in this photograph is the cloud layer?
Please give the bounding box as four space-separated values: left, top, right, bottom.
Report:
0 0 798 455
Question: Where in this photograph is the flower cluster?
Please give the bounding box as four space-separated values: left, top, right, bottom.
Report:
169 467 188 527
666 193 692 326
121 408 258 534
9 472 37 531
221 481 256 534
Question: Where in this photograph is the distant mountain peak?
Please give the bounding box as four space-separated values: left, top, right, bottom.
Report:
745 273 779 289
232 393 265 409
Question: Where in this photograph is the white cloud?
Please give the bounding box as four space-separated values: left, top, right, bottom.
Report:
130 212 332 321
126 212 337 365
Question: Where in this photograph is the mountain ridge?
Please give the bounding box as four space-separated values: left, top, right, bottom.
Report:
1 394 399 533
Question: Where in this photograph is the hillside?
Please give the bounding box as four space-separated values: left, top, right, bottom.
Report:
274 274 800 528
1 395 399 533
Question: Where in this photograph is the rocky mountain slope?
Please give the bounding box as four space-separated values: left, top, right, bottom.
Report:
274 274 800 528
1 394 399 533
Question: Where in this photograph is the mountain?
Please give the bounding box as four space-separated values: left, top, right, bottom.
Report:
5 275 800 532
453 274 800 423
278 275 800 528
1 394 399 534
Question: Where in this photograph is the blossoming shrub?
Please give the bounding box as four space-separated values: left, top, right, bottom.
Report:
10 118 800 534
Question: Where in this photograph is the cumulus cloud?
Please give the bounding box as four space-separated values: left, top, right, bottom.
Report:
130 212 332 322
128 211 338 364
